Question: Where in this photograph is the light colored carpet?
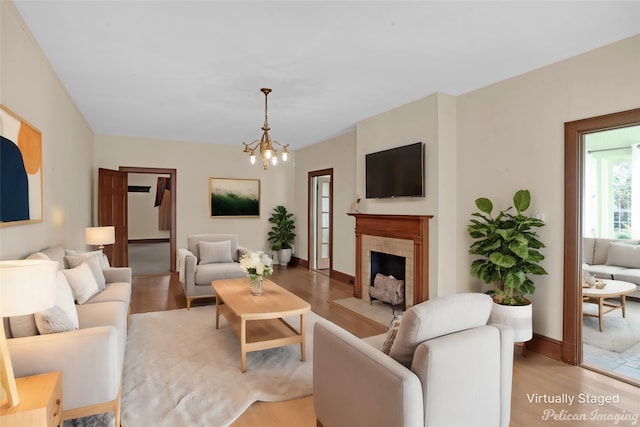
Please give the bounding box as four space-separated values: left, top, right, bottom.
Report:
65 306 320 427
582 299 640 353
332 297 395 327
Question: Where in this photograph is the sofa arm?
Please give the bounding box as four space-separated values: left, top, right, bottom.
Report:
103 267 132 284
313 321 423 427
8 326 122 411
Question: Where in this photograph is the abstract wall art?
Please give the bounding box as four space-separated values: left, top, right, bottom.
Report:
0 105 43 227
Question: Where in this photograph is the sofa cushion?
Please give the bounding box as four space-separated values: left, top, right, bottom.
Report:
194 262 246 286
84 281 131 305
199 240 233 264
606 242 640 269
65 253 106 290
612 269 640 286
66 249 110 269
582 264 628 280
188 234 239 262
62 263 100 304
593 239 640 265
389 293 492 368
582 237 595 265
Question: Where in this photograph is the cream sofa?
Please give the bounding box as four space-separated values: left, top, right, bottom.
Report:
313 293 514 427
4 245 131 425
178 234 251 309
582 237 640 298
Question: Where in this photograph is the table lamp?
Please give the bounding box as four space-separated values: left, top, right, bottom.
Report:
0 259 57 407
85 226 115 250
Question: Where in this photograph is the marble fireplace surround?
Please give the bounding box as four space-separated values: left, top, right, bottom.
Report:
348 213 433 308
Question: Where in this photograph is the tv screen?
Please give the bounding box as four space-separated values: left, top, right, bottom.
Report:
366 142 424 199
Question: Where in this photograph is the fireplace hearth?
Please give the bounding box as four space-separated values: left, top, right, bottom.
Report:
348 213 432 308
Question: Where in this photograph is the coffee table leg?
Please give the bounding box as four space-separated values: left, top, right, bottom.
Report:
598 298 604 332
215 297 220 329
621 295 627 318
300 313 306 362
240 318 247 373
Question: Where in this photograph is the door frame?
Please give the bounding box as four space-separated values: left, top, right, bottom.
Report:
308 168 333 273
563 107 640 365
119 166 177 272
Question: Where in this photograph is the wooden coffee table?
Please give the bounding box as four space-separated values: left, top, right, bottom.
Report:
582 279 636 332
212 277 311 373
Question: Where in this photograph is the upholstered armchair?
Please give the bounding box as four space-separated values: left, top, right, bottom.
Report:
178 234 251 309
313 293 514 427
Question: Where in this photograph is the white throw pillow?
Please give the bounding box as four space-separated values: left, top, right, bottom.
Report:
35 306 77 334
65 253 106 290
199 240 233 264
53 271 79 329
606 242 640 269
62 263 100 304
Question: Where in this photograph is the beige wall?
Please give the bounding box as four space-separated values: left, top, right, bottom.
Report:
0 2 94 259
293 131 357 275
127 173 171 240
456 34 640 340
94 135 295 255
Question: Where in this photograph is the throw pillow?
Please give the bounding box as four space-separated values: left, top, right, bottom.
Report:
65 253 106 290
199 240 233 264
34 306 77 334
381 313 403 355
54 271 79 329
65 249 109 269
606 242 640 269
62 262 100 304
8 315 38 338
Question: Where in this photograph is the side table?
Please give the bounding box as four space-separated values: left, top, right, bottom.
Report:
0 371 62 427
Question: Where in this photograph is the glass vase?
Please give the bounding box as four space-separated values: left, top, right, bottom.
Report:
249 276 263 296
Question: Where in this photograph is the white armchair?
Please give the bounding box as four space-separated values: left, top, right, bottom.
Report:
313 293 514 427
178 234 251 309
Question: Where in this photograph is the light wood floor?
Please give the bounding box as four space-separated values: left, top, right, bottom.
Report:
130 267 640 427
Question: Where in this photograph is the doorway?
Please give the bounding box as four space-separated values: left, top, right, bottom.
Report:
308 169 333 274
99 166 177 273
563 108 640 385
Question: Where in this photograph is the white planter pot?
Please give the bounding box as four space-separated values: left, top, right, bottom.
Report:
277 248 292 266
489 301 533 343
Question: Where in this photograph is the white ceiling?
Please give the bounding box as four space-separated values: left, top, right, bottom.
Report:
12 1 640 150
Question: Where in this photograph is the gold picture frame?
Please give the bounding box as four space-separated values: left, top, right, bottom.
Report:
209 178 260 218
0 105 43 227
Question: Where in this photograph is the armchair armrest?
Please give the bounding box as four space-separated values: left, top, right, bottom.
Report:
238 246 252 258
313 321 423 427
8 326 122 411
103 267 132 284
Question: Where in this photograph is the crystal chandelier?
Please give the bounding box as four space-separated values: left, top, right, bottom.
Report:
242 88 289 170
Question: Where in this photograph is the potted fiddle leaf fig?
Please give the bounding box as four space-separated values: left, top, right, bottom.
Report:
267 205 296 266
467 189 547 342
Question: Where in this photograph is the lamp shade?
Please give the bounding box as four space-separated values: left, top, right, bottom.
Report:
85 226 115 246
0 259 57 317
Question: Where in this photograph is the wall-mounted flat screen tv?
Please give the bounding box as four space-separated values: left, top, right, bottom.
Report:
365 142 424 199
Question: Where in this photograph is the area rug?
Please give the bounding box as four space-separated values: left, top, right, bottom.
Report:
582 299 640 353
65 306 321 427
332 297 394 327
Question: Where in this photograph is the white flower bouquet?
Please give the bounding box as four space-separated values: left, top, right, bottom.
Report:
239 250 273 281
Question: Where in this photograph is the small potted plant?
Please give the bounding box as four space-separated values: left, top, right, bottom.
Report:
267 205 296 266
467 189 547 342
